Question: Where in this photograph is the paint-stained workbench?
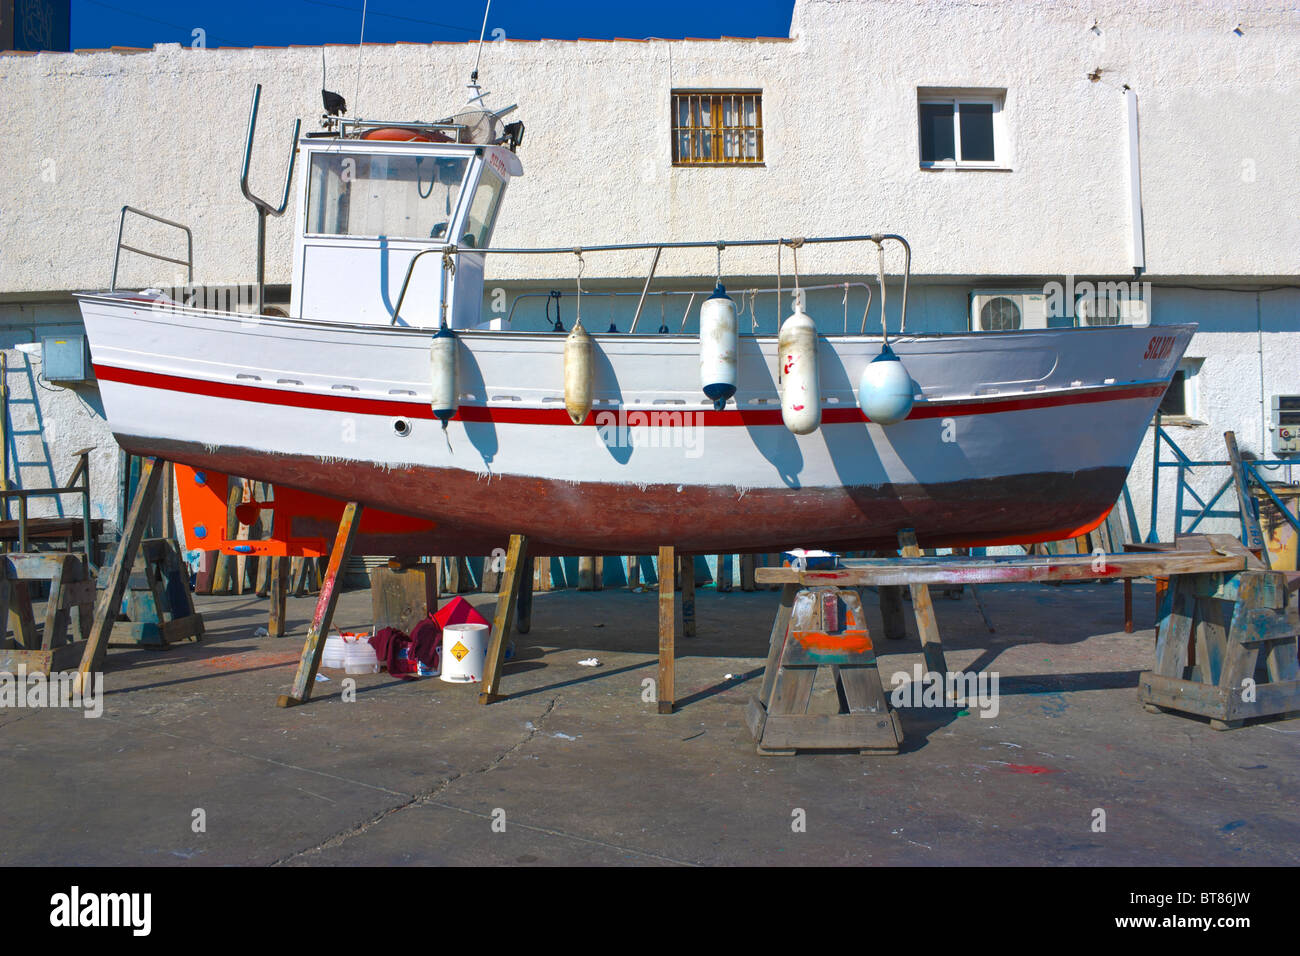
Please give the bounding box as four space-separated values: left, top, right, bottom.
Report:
750 533 1298 752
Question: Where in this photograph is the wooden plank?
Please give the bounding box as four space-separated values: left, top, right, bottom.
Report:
900 530 947 676
267 557 289 637
835 665 890 714
759 712 900 752
1192 596 1230 685
680 552 696 639
76 457 165 693
479 533 529 704
534 555 552 592
369 563 438 634
208 478 244 594
625 555 640 590
276 501 363 708
739 553 756 591
40 554 73 650
758 583 798 705
1153 575 1196 679
767 666 816 717
516 551 535 635
1225 431 1268 563
754 550 1246 588
657 544 675 714
7 579 35 649
879 585 907 641
716 554 733 592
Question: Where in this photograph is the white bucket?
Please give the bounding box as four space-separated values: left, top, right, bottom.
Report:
440 623 489 683
321 635 348 669
344 640 381 675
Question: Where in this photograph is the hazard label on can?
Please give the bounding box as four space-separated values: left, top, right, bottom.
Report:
450 641 469 662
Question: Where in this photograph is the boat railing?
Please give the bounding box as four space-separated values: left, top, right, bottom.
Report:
110 206 194 292
391 233 910 335
504 282 874 334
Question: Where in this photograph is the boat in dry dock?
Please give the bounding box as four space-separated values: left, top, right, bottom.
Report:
76 89 1192 556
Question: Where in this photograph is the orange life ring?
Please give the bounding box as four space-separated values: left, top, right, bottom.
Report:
360 126 452 143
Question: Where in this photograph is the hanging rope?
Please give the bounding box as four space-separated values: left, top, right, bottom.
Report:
439 249 457 329
573 248 584 328
875 239 888 344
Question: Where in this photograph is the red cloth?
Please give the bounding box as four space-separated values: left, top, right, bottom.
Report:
369 627 406 672
409 616 441 670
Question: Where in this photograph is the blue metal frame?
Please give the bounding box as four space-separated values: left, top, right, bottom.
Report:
1144 420 1298 545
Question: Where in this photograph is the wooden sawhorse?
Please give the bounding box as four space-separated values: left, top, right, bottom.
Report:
751 536 1272 752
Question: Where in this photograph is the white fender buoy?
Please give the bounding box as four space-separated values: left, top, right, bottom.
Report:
699 282 738 411
429 326 458 429
778 309 820 435
858 343 915 425
564 318 593 425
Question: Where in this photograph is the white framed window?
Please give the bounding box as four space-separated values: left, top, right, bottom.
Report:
1158 358 1204 423
917 89 1008 169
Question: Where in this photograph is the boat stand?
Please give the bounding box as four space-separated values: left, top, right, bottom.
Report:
75 456 168 693
277 502 363 708
750 533 1295 752
745 583 904 755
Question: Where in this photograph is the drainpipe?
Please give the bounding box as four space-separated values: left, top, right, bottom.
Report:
1123 86 1145 275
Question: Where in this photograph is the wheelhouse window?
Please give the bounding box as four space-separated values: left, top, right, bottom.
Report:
307 153 469 239
462 170 505 248
918 90 1006 168
672 90 764 166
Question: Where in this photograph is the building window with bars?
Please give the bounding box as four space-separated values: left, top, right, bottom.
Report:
672 90 764 166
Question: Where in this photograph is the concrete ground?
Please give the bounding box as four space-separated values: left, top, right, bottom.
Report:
1 579 1296 866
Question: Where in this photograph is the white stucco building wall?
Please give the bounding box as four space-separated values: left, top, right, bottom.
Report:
0 0 1296 539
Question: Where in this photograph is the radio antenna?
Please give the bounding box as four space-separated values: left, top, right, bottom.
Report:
468 0 492 106
353 0 368 118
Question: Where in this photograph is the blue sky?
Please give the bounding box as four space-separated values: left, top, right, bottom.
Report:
72 0 796 49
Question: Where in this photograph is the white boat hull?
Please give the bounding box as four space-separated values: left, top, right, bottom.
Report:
77 292 1192 554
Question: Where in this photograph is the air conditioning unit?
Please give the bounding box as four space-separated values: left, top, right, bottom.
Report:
969 292 1048 332
1076 291 1150 327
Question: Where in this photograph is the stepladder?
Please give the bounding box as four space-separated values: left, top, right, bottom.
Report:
746 584 904 755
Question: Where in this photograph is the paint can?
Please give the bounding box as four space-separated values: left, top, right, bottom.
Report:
439 623 489 683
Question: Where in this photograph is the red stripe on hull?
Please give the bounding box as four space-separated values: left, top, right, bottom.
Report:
92 363 1165 425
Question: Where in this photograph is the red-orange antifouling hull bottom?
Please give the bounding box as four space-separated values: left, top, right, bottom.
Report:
141 436 1122 557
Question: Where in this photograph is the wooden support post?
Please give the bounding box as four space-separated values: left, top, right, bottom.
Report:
716 553 732 592
578 556 597 590
75 457 165 692
657 544 676 714
625 555 640 589
209 478 243 594
276 502 363 708
899 530 948 678
267 557 289 637
679 552 696 638
1225 430 1269 567
479 533 529 704
516 551 534 635
740 553 756 591
879 585 908 641
1123 578 1134 633
534 555 552 592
